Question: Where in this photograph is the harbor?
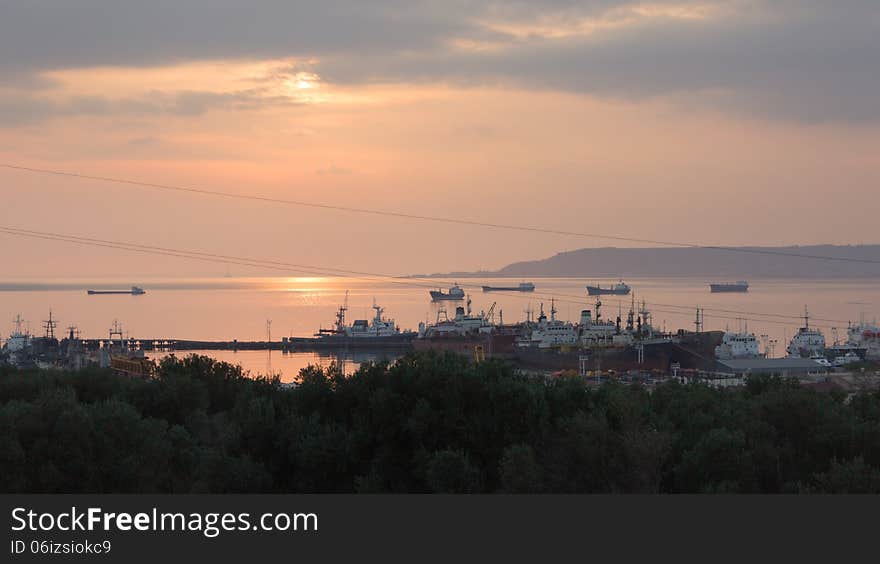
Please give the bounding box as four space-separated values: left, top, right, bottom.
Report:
3 276 879 385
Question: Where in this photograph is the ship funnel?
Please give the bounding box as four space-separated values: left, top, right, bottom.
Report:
580 310 592 327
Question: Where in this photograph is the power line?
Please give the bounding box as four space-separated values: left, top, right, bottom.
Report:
3 162 880 265
0 225 855 328
0 225 845 325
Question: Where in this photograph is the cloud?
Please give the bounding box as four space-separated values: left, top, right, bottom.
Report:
1 1 879 122
316 165 353 175
0 85 307 126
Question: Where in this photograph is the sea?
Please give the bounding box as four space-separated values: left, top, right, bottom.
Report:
1 276 877 383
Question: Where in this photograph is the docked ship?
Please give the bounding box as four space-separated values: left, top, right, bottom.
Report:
482 282 535 293
520 300 578 349
786 307 826 358
88 286 146 295
846 316 880 360
710 281 749 293
515 298 724 372
430 283 465 301
714 331 761 360
3 314 31 354
284 297 416 350
586 281 631 296
414 298 517 359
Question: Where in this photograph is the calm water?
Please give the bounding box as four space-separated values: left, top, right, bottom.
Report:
146 349 400 382
2 276 878 381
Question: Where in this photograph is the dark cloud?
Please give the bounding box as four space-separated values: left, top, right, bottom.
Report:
1 1 878 122
0 88 301 126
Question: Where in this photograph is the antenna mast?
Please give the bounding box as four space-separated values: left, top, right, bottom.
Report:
43 310 57 340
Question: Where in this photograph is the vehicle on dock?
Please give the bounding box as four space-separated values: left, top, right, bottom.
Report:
586 281 630 296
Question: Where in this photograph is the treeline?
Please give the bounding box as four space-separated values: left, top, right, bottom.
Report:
1 353 880 493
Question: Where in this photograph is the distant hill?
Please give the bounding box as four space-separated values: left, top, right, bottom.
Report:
430 245 880 279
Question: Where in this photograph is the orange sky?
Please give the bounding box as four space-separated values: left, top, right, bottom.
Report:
1 1 879 277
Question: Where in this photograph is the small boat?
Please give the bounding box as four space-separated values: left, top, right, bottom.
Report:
710 281 749 293
586 281 630 296
430 283 466 301
88 286 146 296
482 282 535 293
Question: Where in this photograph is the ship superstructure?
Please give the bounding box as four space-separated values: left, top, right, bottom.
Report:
786 307 826 358
419 296 496 338
577 299 619 346
317 297 410 339
715 331 761 360
4 314 31 353
285 293 416 350
846 314 880 360
523 300 579 349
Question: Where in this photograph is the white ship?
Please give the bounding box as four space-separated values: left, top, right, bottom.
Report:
715 331 761 360
419 296 496 338
523 300 579 349
315 295 414 340
847 317 880 360
786 307 826 358
4 315 31 353
577 300 619 347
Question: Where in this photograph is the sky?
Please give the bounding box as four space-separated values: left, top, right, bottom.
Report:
1 1 879 277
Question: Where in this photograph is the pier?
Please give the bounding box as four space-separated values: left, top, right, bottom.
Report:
73 338 414 352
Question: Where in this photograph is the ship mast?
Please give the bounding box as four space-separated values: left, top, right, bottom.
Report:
42 310 57 340
335 290 349 333
13 314 25 335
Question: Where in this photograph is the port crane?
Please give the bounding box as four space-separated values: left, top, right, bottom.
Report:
485 301 497 324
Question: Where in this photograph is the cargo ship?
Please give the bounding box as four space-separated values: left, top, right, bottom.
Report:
430 283 466 301
709 281 749 293
586 281 630 296
482 282 535 292
88 286 146 295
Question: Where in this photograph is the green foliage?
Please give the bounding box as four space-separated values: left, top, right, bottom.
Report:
2 354 880 493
